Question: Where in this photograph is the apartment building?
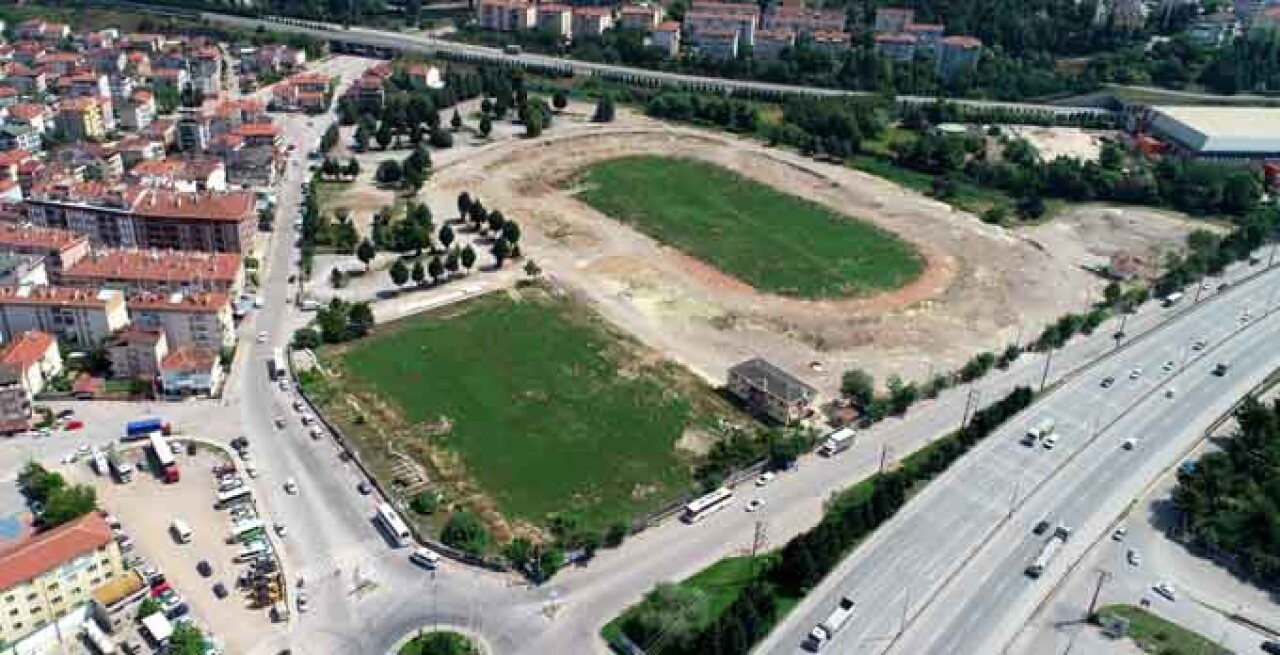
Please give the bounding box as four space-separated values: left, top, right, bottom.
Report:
761 6 845 35
0 366 32 434
620 4 663 30
56 98 108 141
126 291 234 351
478 0 537 31
685 2 759 47
691 27 741 58
649 21 683 57
937 36 983 79
159 345 222 396
0 286 128 346
7 103 49 135
0 126 40 153
62 249 243 296
106 328 168 379
754 29 796 59
537 5 574 38
903 23 945 55
0 513 125 646
874 6 915 33
0 223 91 281
67 73 111 100
26 182 258 254
176 107 211 153
128 158 227 193
573 7 616 36
190 47 222 96
810 30 852 54
875 33 918 61
0 330 62 395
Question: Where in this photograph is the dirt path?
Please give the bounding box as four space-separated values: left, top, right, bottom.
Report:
410 105 1200 397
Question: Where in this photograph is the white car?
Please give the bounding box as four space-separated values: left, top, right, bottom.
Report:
1127 549 1141 566
254 296 265 309
256 331 268 344
309 427 323 440
1154 582 1177 601
756 472 775 487
410 548 441 570
745 499 764 512
245 465 259 479
1122 437 1139 450
1192 339 1207 351
1042 434 1058 449
296 591 308 612
1129 368 1142 379
278 379 289 392
76 443 91 457
274 523 287 537
1165 388 1176 398
1112 527 1126 541
274 416 285 429
1161 360 1175 372
284 478 298 495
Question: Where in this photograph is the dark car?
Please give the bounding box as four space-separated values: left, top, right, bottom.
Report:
231 436 249 451
213 582 228 599
1261 641 1280 655
197 560 213 578
1100 376 1115 388
357 481 372 495
56 409 75 419
1033 520 1051 536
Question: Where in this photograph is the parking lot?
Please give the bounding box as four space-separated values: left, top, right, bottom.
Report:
64 441 280 654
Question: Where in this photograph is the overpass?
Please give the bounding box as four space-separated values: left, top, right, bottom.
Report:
200 10 1116 119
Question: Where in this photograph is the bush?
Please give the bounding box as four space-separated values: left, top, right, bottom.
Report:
440 510 490 554
429 129 453 149
410 491 439 515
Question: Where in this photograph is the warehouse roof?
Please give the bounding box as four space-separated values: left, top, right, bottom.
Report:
1150 106 1280 155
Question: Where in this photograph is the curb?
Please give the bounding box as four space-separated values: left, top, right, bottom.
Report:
385 625 493 655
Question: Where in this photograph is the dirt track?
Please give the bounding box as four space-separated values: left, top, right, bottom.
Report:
415 105 1200 397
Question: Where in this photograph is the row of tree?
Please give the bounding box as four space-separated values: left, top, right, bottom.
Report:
621 385 1035 653
292 298 375 348
19 462 97 529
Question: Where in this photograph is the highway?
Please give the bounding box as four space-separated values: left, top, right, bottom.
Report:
759 263 1280 655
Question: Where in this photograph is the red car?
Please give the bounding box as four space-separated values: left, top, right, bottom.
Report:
64 420 84 431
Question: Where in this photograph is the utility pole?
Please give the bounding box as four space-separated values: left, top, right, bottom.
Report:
898 587 911 637
1269 242 1278 268
1085 570 1111 619
878 444 890 473
1039 349 1054 392
749 520 768 580
960 386 977 429
1007 481 1020 519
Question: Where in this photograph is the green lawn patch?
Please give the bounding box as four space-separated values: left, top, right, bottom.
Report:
1096 604 1231 655
575 155 923 299
316 288 747 538
398 631 477 655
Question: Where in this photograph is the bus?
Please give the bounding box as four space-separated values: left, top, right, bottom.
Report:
215 486 252 509
83 620 117 654
148 433 178 483
270 348 287 380
682 487 734 523
376 502 411 547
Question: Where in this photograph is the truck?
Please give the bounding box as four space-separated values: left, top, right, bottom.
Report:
148 432 179 483
124 417 169 441
1025 524 1071 578
270 349 287 380
804 596 855 651
108 452 134 483
1162 291 1184 307
818 428 856 457
1023 418 1056 446
92 451 109 476
503 43 523 55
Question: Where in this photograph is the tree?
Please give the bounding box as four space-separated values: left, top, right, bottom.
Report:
457 192 473 220
376 159 402 184
410 491 438 515
523 259 542 279
461 244 477 272
840 369 875 408
19 462 64 504
492 239 511 267
886 375 920 416
329 266 345 288
356 238 376 271
348 302 375 337
592 94 616 123
321 157 340 179
389 258 409 287
408 122 424 147
43 484 96 528
439 224 455 249
292 328 322 350
441 510 490 554
429 129 454 149
344 158 360 179
523 104 544 137
137 598 162 621
353 123 370 151
451 109 463 131
168 623 206 655
620 583 710 652
1103 281 1122 306
320 123 339 152
503 220 521 245
487 210 507 234
375 121 393 150
411 259 426 286
481 97 493 115
552 89 568 112
445 248 460 274
479 113 493 138
428 256 445 283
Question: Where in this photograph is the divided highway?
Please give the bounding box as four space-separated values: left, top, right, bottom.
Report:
760 265 1280 654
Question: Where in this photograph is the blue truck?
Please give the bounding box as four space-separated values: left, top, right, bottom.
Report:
123 417 169 441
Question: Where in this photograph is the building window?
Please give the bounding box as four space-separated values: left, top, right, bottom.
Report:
87 563 98 572
50 596 62 605
25 593 36 601
8 609 17 616
103 570 113 579
13 622 21 631
3 594 12 603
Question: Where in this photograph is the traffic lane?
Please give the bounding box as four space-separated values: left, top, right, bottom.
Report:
892 310 1280 655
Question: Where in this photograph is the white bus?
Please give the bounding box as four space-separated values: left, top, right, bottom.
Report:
682 487 734 523
376 502 411 547
215 486 252 509
270 348 288 380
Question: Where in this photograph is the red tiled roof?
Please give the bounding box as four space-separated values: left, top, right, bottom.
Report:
941 35 982 47
160 345 217 373
110 328 164 346
8 103 46 120
653 20 681 31
126 290 230 313
0 222 86 252
0 150 35 168
235 123 280 138
875 33 918 43
0 331 55 369
0 513 113 591
65 249 241 286
0 286 122 309
72 372 101 395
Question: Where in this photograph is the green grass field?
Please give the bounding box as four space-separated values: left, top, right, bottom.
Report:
322 289 744 535
1096 605 1230 655
575 156 924 299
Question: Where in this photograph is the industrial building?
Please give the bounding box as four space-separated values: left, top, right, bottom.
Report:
1146 106 1280 163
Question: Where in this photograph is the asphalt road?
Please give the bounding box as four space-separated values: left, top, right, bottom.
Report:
759 263 1280 655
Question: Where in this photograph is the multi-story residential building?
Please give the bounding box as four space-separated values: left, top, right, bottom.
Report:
42 52 87 78
7 103 49 135
159 345 223 396
649 21 683 57
875 33 918 61
685 2 759 47
62 249 243 296
235 123 281 149
0 513 125 646
176 108 211 152
149 67 189 92
123 52 151 78
761 6 845 35
106 328 168 379
904 23 945 54
0 365 32 434
7 65 47 94
0 87 19 109
874 6 915 33
67 73 111 99
620 4 663 30
26 182 258 253
15 19 71 44
937 35 983 79
753 29 796 59
573 7 616 36
727 357 816 425
0 223 91 281
537 4 574 38
56 97 107 141
0 286 128 346
190 47 222 96
247 45 306 75
0 150 36 182
126 290 234 351
128 158 227 193
50 143 125 181
88 48 126 76
225 145 279 188
0 330 62 395
478 0 537 31
108 76 137 104
117 90 155 132
0 126 40 153
691 27 741 59
116 136 164 168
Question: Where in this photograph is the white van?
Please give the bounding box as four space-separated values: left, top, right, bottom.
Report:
410 547 441 570
170 519 193 544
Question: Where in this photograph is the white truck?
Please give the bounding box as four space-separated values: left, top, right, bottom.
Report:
108 453 134 483
818 428 856 457
1022 417 1056 446
1025 524 1071 578
804 596 855 651
91 452 109 476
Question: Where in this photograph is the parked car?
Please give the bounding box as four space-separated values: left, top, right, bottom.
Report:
197 561 213 578
213 583 228 599
357 481 371 495
1154 582 1177 601
1033 520 1051 536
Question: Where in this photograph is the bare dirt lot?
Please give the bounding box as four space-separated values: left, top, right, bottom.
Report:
390 104 1203 397
1002 125 1113 162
